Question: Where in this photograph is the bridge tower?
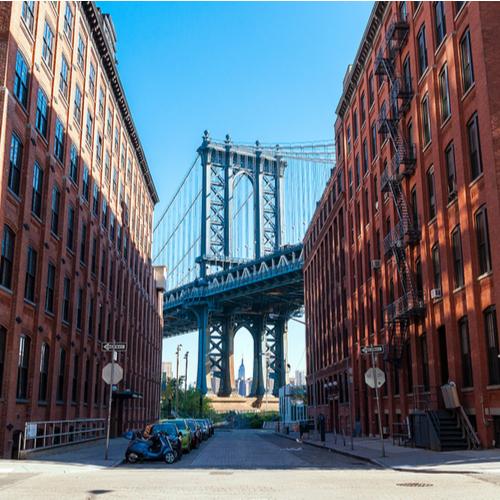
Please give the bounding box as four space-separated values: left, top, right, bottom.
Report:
195 131 288 398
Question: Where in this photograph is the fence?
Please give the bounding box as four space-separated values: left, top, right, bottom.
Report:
19 418 106 458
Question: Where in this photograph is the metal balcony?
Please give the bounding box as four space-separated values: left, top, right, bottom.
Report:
374 50 394 80
385 292 425 324
385 15 410 52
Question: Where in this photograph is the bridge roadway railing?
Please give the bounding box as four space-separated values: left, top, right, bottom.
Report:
163 244 304 311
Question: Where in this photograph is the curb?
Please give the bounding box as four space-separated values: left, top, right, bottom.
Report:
274 432 385 468
274 432 488 475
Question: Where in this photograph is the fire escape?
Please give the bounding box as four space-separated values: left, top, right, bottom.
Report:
374 15 425 366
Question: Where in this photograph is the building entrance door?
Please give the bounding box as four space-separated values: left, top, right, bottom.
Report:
438 326 449 386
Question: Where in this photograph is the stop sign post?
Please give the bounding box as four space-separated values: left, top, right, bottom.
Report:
362 344 386 457
102 342 126 460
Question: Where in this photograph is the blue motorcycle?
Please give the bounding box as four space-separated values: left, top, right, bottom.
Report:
124 431 176 464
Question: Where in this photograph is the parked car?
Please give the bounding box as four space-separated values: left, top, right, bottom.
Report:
196 419 210 440
186 419 202 448
124 431 176 464
151 421 183 460
170 419 192 453
206 418 214 436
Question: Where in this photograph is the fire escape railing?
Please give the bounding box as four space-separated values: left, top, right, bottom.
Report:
374 14 425 365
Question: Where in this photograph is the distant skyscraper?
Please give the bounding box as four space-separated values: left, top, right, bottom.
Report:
295 370 305 386
238 358 245 380
237 359 247 396
162 362 173 379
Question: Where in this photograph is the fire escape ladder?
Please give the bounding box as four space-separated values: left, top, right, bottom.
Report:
376 14 424 366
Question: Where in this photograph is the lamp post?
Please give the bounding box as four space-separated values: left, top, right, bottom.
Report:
175 344 182 416
184 351 189 394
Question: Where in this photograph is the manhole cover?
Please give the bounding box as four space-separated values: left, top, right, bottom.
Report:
396 482 433 488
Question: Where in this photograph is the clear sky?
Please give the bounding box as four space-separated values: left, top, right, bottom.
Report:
99 1 373 386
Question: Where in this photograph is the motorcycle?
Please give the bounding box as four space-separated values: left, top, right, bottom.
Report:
124 431 177 464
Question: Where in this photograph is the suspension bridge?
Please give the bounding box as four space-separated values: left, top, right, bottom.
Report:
153 131 334 398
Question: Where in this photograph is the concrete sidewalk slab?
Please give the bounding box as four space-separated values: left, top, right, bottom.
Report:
275 431 500 475
0 438 127 474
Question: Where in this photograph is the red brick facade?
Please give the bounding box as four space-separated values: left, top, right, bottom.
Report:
304 1 500 448
0 2 162 458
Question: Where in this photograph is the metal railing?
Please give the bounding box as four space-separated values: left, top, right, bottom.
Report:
19 418 106 458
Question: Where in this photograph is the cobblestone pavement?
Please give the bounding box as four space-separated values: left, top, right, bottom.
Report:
1 430 500 499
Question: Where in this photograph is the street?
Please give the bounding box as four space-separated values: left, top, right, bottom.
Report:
1 430 500 499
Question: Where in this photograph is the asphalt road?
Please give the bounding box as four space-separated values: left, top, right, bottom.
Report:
1 429 500 499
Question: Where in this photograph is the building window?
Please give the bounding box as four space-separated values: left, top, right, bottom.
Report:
368 72 374 107
460 29 474 92
421 95 431 146
82 165 90 201
370 122 377 160
80 223 87 265
21 1 35 32
50 186 60 235
67 206 75 251
467 112 483 181
63 276 71 323
427 167 436 220
88 297 94 336
76 288 83 330
35 89 48 137
71 354 79 403
91 237 97 274
31 162 44 218
444 142 457 201
417 25 428 77
24 247 37 302
399 1 408 21
360 93 366 124
59 55 69 98
112 168 118 193
475 206 492 276
346 125 351 155
96 134 103 164
8 133 23 195
16 335 30 400
484 307 500 385
63 3 73 39
0 225 15 291
432 244 441 290
56 348 66 402
459 317 473 388
102 198 108 229
104 151 111 182
451 226 464 289
74 85 82 123
42 22 54 68
98 87 105 116
85 111 93 146
355 154 360 187
89 62 96 95
403 55 412 93
54 119 65 162
439 64 450 121
38 343 50 402
69 145 78 183
92 183 99 216
362 139 368 175
84 358 90 403
101 250 106 283
434 2 446 46
77 34 85 69
14 51 29 108
353 110 358 140
420 334 430 391
110 214 115 241
45 263 55 313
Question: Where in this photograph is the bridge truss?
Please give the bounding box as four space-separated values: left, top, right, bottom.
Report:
153 131 334 397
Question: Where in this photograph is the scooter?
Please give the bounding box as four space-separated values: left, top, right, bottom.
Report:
125 431 176 464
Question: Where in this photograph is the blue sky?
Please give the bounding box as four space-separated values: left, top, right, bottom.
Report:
100 1 373 386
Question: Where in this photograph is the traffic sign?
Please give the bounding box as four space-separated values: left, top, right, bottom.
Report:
361 345 384 355
102 362 123 385
364 367 386 389
102 342 127 352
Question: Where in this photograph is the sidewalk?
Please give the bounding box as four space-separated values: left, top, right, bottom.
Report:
0 438 127 474
276 430 500 474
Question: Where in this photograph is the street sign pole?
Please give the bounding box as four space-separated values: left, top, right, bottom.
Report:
370 346 385 457
104 348 115 460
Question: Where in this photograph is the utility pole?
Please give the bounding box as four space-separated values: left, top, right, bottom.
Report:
371 348 386 458
175 344 182 416
184 351 189 394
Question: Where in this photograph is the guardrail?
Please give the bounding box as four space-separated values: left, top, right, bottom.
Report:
19 418 106 458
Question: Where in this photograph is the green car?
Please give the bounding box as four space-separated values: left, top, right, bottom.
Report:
170 419 192 453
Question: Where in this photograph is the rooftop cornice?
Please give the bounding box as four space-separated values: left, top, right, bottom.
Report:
81 1 159 205
335 1 389 119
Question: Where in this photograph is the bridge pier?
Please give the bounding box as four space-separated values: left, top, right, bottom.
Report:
218 318 235 397
195 305 209 395
250 317 265 397
270 318 288 397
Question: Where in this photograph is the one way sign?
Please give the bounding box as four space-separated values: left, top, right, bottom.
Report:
101 342 127 352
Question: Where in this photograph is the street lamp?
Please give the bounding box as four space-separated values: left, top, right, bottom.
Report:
175 344 182 416
184 351 189 394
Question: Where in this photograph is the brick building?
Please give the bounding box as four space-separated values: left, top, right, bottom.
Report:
304 1 500 448
0 2 163 458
